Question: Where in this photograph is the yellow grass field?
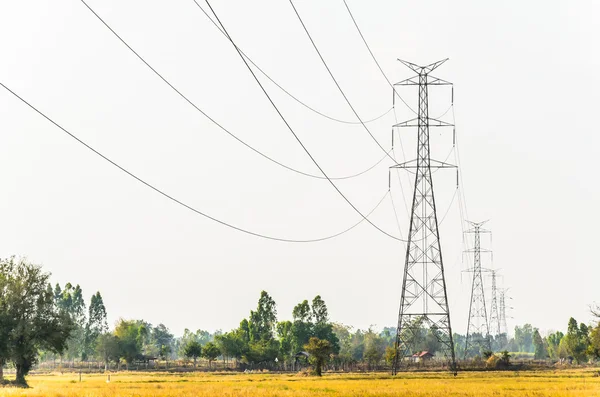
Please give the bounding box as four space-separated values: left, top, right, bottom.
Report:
1 369 600 397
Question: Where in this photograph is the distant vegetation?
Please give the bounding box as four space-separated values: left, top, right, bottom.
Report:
1 257 599 386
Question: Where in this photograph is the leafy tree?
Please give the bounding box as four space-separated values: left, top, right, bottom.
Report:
277 321 293 365
84 292 108 360
514 324 534 352
202 342 221 368
384 346 397 366
292 300 312 323
311 295 328 324
0 257 73 386
114 319 148 367
304 337 332 376
546 331 564 359
215 331 245 365
563 317 588 363
248 291 277 342
533 328 547 359
151 324 174 363
95 333 120 370
363 328 385 368
183 340 202 367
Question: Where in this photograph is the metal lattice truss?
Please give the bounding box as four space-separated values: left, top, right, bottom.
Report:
489 270 500 336
391 59 456 374
463 221 492 357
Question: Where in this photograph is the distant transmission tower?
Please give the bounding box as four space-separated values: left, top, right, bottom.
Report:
488 270 500 337
499 288 509 336
463 221 491 357
391 59 457 374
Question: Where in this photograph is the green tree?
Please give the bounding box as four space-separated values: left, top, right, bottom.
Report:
0 257 73 386
533 329 547 359
203 342 221 368
95 333 120 371
277 321 293 365
84 292 108 360
363 328 385 368
183 340 202 368
215 331 245 365
292 300 312 323
114 319 148 367
514 324 534 352
384 346 397 366
546 331 564 359
563 317 588 363
248 291 277 342
150 324 174 363
304 337 332 376
311 295 328 324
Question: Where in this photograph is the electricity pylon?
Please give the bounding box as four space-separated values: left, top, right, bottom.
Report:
463 221 491 357
489 270 500 337
391 59 457 374
499 288 509 336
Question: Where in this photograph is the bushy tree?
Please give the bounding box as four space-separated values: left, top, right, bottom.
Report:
563 317 589 363
363 328 385 368
0 257 73 386
533 329 547 359
183 340 202 367
304 337 332 376
95 333 120 370
114 319 148 367
84 292 108 360
202 342 221 368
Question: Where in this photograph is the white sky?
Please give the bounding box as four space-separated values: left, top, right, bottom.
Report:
0 0 598 337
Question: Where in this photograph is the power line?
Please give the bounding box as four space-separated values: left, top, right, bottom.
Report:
202 0 405 242
0 81 392 244
191 0 395 125
287 0 396 164
79 0 388 182
341 0 416 115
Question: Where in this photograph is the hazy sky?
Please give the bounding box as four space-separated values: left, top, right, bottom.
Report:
0 0 598 337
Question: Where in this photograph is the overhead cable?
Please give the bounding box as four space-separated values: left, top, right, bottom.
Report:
79 0 387 181
0 81 391 244
202 0 405 242
192 0 395 125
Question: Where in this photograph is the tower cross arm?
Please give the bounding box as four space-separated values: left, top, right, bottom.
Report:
393 117 454 128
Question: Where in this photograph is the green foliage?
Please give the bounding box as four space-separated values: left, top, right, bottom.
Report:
84 292 108 360
384 346 396 366
311 295 328 324
0 257 73 386
95 333 120 368
532 329 547 359
563 317 589 363
114 319 148 365
249 291 277 342
546 331 564 359
514 324 534 353
183 340 202 367
363 328 385 366
304 337 332 376
202 342 221 367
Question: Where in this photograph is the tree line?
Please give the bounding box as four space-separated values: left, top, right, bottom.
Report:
1 257 599 386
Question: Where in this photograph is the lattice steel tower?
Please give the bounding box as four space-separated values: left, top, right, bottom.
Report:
499 288 509 336
391 59 456 374
489 270 500 337
464 221 491 357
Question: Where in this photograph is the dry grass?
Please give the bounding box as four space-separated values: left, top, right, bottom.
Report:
1 369 600 396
